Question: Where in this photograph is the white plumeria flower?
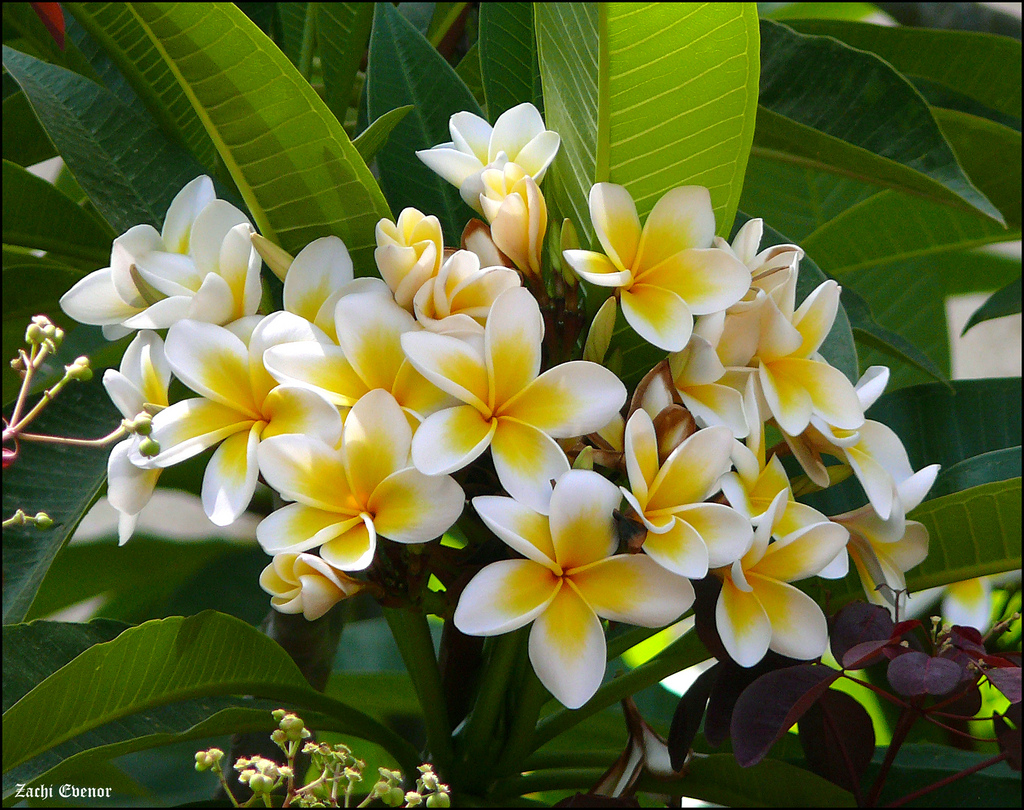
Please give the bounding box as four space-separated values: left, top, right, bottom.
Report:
401 286 627 513
454 470 694 709
281 236 358 342
562 184 750 352
260 552 367 620
619 411 752 579
715 491 849 667
835 465 938 612
61 176 261 339
416 102 560 215
668 332 749 439
943 577 994 630
137 315 342 526
413 249 520 336
102 330 170 545
256 389 465 571
375 209 444 311
264 280 454 426
478 163 547 277
783 366 937 522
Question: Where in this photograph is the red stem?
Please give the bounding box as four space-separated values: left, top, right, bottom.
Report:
866 705 917 806
884 752 1009 808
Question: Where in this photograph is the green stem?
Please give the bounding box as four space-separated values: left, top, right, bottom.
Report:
531 630 707 752
382 607 454 772
521 749 621 771
494 666 548 775
457 630 524 770
489 768 605 798
297 3 317 80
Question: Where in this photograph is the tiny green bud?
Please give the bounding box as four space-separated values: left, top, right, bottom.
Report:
132 413 153 435
272 709 287 721
382 787 405 807
195 752 211 772
66 364 93 382
271 728 287 746
405 790 424 807
138 437 161 457
33 512 54 530
42 323 57 340
208 748 224 764
426 793 451 808
249 773 273 793
52 326 65 347
26 323 45 345
9 509 26 526
11 355 26 372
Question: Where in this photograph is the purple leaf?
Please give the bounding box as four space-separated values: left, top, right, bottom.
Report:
829 602 894 664
994 713 1021 772
987 667 1023 704
887 651 963 696
730 664 840 767
668 663 719 770
799 690 875 794
842 639 893 670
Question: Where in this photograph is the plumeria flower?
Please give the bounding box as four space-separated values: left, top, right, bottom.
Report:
375 208 444 311
263 281 454 427
256 389 464 571
783 366 938 522
562 184 750 352
454 470 694 709
61 176 260 339
280 236 358 342
715 491 850 667
619 411 752 579
478 163 547 278
836 465 938 611
102 330 170 545
943 577 994 630
260 552 369 620
751 272 864 437
413 249 520 336
668 331 749 439
137 315 342 525
401 287 627 513
416 102 560 215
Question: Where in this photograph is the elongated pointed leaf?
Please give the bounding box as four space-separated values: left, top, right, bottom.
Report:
756 20 1003 224
2 44 208 234
354 105 413 164
479 3 542 121
2 378 120 624
962 276 1022 335
1 611 421 779
536 3 760 242
2 91 57 166
455 43 486 111
784 20 1021 121
2 159 113 263
368 2 482 244
928 447 1022 500
318 3 375 123
69 3 390 271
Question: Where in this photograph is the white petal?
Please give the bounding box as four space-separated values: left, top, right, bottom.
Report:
202 423 260 525
529 584 606 709
59 268 142 326
571 554 695 625
162 175 216 253
284 236 355 324
190 199 250 277
454 559 560 635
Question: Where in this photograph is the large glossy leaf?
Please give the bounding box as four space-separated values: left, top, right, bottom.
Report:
1 91 57 167
928 447 1022 500
478 3 542 122
755 20 1002 223
1 611 421 779
353 105 413 164
535 3 760 243
2 160 113 263
2 45 207 234
454 43 486 111
69 3 390 271
784 20 1022 120
318 3 375 123
2 378 120 625
367 2 482 245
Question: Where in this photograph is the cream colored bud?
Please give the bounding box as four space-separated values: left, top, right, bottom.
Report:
583 296 617 364
138 437 161 457
251 232 295 282
481 164 547 279
375 208 444 310
33 512 54 530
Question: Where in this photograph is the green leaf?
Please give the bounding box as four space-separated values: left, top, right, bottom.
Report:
367 2 482 244
318 3 375 123
353 105 413 164
783 20 1022 121
454 43 486 112
1 91 57 166
928 447 1022 500
2 160 114 263
2 44 209 233
73 3 390 270
962 276 1022 335
536 4 760 243
1 611 421 779
479 3 542 122
763 3 885 23
275 2 311 66
425 2 468 48
2 378 120 624
635 755 856 807
755 20 1003 224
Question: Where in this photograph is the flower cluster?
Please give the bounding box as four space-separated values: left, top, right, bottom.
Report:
62 103 938 710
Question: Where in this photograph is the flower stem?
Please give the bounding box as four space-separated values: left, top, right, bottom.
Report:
884 752 1009 807
866 704 916 806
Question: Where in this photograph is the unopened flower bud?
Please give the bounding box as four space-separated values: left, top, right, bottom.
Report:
11 355 26 372
405 791 424 807
251 232 295 282
249 773 274 793
382 787 405 807
278 766 293 779
42 323 57 340
9 509 26 526
138 437 161 457
26 322 45 345
132 413 153 435
195 751 211 772
426 792 451 808
272 709 287 721
53 326 65 346
271 728 287 746
65 356 93 382
33 512 53 530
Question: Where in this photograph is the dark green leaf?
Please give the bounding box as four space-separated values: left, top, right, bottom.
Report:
425 2 468 48
353 105 414 164
1 611 422 779
275 2 311 66
318 3 375 123
367 2 482 244
2 159 113 263
928 447 1022 500
756 20 1003 223
962 276 1022 335
874 3 1022 40
1 91 56 166
2 377 120 624
454 43 486 112
2 45 209 233
784 20 1021 120
479 3 542 122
